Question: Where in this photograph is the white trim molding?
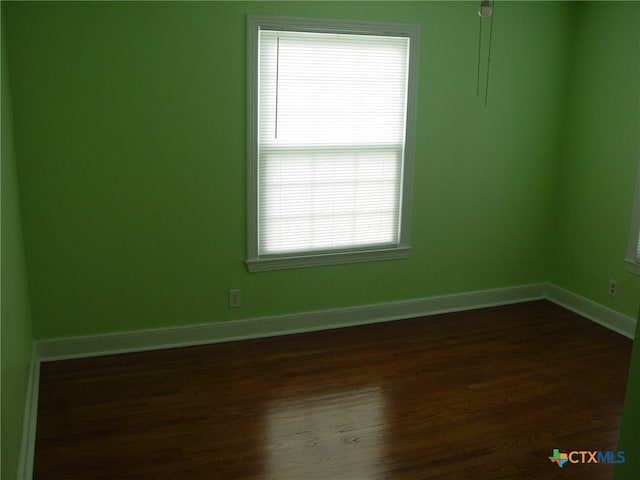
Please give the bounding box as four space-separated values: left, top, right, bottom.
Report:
37 284 545 362
625 157 640 275
246 16 420 272
18 346 40 480
35 283 637 363
26 282 636 480
545 283 637 339
247 246 411 272
624 257 640 276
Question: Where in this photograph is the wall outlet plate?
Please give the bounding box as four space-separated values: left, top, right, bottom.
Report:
229 289 241 308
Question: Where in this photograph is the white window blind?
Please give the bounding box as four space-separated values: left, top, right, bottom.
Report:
257 29 410 257
624 210 640 275
625 160 640 274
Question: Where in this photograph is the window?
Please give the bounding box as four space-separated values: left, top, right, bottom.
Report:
625 162 640 275
247 16 419 272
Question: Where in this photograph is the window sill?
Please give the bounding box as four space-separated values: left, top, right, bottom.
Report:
624 258 640 275
246 246 411 272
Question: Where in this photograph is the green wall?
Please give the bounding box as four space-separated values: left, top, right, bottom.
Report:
3 1 570 340
616 322 640 479
1 10 34 479
1 1 639 476
552 4 639 477
551 1 640 319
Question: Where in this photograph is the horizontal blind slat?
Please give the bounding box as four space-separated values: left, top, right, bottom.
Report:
257 29 409 256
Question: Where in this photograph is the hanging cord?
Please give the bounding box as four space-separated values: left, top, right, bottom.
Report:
476 1 494 106
484 5 494 106
476 16 483 97
275 35 280 139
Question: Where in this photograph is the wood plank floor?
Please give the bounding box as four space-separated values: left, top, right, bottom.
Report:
34 300 633 479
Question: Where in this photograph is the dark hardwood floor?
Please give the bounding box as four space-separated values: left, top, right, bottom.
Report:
34 300 633 479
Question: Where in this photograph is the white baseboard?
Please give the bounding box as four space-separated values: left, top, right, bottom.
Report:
36 283 546 361
35 282 637 362
18 346 40 480
545 283 637 339
25 282 636 480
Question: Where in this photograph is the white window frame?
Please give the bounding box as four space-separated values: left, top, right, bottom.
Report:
246 15 420 272
625 161 640 275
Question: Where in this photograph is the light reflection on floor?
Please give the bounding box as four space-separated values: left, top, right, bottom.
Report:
265 387 387 480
